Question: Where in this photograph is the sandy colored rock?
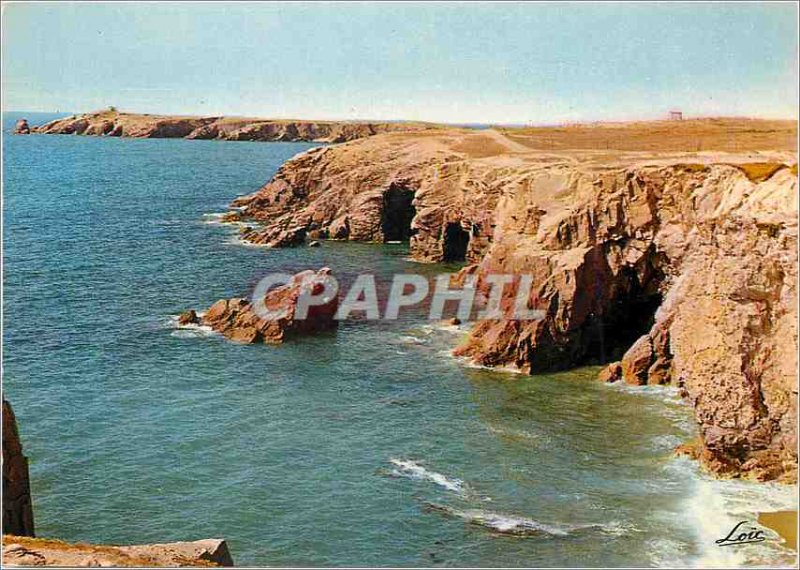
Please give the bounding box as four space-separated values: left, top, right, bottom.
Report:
3 400 35 537
2 536 233 567
198 268 338 344
178 309 199 326
31 110 435 143
620 335 653 386
597 361 622 383
225 119 797 481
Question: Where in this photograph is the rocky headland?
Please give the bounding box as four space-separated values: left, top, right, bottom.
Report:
29 110 435 143
1 400 234 566
221 118 798 482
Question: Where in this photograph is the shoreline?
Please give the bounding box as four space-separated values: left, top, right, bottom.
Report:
3 113 796 564
759 511 798 551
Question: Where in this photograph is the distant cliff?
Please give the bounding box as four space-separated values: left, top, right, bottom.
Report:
224 121 798 482
31 110 435 143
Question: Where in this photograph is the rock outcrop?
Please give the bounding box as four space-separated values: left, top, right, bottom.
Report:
223 121 798 481
31 110 434 143
13 119 30 135
2 536 233 567
185 268 338 343
3 399 35 537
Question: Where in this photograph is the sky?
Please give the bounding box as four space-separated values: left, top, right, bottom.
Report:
2 2 797 124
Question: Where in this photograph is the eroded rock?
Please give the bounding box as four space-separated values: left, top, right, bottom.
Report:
198 268 338 344
223 126 797 481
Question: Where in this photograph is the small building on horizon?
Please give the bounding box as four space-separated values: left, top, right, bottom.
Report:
669 110 683 121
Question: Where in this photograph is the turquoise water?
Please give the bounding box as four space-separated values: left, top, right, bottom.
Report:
3 114 795 567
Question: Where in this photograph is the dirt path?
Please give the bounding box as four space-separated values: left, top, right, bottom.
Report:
482 128 535 153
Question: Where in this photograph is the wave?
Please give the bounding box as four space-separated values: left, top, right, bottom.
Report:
166 314 219 339
222 234 269 248
424 503 629 538
484 424 552 448
419 322 469 334
388 458 467 495
202 212 249 227
603 381 696 435
603 380 685 404
450 352 525 375
666 456 798 568
394 335 429 346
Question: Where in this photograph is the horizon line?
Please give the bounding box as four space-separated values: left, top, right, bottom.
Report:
4 108 798 129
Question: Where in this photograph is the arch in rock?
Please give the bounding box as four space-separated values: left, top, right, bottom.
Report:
381 183 416 242
442 222 470 262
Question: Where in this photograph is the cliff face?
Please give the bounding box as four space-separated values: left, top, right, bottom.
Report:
31 110 433 143
226 124 798 482
2 399 35 537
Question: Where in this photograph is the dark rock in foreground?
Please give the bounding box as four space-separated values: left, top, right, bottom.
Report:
2 399 35 537
2 536 234 567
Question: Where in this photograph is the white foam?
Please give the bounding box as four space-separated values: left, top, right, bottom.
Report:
419 322 469 334
389 458 466 495
604 380 685 404
167 313 219 339
395 335 428 346
669 456 798 568
453 353 525 375
485 424 551 447
223 234 269 248
426 503 628 538
202 212 250 227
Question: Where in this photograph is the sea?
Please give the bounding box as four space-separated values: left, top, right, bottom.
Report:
2 112 796 567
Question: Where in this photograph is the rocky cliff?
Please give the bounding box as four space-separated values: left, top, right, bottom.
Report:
223 121 798 482
31 110 434 143
3 400 35 537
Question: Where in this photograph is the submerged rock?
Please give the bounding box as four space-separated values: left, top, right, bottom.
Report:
198 268 338 344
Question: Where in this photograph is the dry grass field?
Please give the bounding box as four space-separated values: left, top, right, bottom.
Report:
499 117 797 152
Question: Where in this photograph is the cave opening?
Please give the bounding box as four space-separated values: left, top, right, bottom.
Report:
443 222 470 262
381 184 416 242
580 264 665 365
